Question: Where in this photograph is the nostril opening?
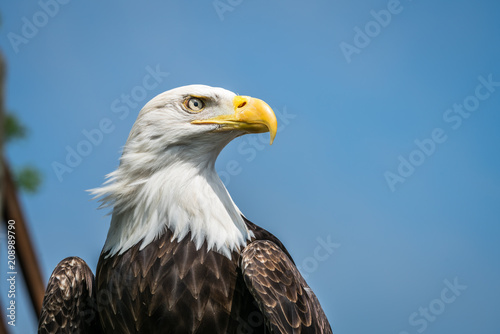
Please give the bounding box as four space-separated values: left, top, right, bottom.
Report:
238 101 247 109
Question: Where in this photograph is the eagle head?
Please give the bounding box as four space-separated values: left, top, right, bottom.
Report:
125 85 276 163
92 85 278 258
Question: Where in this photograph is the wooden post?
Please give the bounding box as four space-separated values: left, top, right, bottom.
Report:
2 160 45 318
0 312 6 334
0 46 5 234
1 50 45 330
0 48 10 334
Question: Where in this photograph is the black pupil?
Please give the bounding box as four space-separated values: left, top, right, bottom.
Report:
192 100 200 108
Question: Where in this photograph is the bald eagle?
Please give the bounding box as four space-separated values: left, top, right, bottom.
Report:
38 85 332 334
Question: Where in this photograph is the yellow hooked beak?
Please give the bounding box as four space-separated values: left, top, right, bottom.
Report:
192 96 278 145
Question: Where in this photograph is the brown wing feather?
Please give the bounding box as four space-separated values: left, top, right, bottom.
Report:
244 217 295 262
38 256 102 334
241 240 332 334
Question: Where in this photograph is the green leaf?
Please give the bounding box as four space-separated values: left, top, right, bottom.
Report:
15 166 42 193
5 113 27 142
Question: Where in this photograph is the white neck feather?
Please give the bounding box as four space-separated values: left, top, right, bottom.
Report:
92 142 253 259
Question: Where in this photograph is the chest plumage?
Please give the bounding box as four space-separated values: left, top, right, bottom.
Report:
96 226 265 334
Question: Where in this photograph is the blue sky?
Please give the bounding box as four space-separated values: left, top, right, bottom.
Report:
1 0 500 333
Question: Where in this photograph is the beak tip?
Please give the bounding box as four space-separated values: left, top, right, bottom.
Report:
269 133 276 145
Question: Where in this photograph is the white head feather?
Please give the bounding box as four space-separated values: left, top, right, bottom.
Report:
91 85 255 258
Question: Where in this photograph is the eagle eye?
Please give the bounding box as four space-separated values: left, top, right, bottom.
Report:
185 97 205 112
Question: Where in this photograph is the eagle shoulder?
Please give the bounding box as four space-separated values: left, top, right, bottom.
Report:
38 256 102 334
241 238 332 334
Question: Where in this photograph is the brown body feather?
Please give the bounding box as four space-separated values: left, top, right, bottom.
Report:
38 218 332 333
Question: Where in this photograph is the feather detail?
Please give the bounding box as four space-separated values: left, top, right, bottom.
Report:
38 257 102 334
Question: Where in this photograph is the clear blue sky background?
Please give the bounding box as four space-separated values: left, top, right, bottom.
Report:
1 0 499 333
